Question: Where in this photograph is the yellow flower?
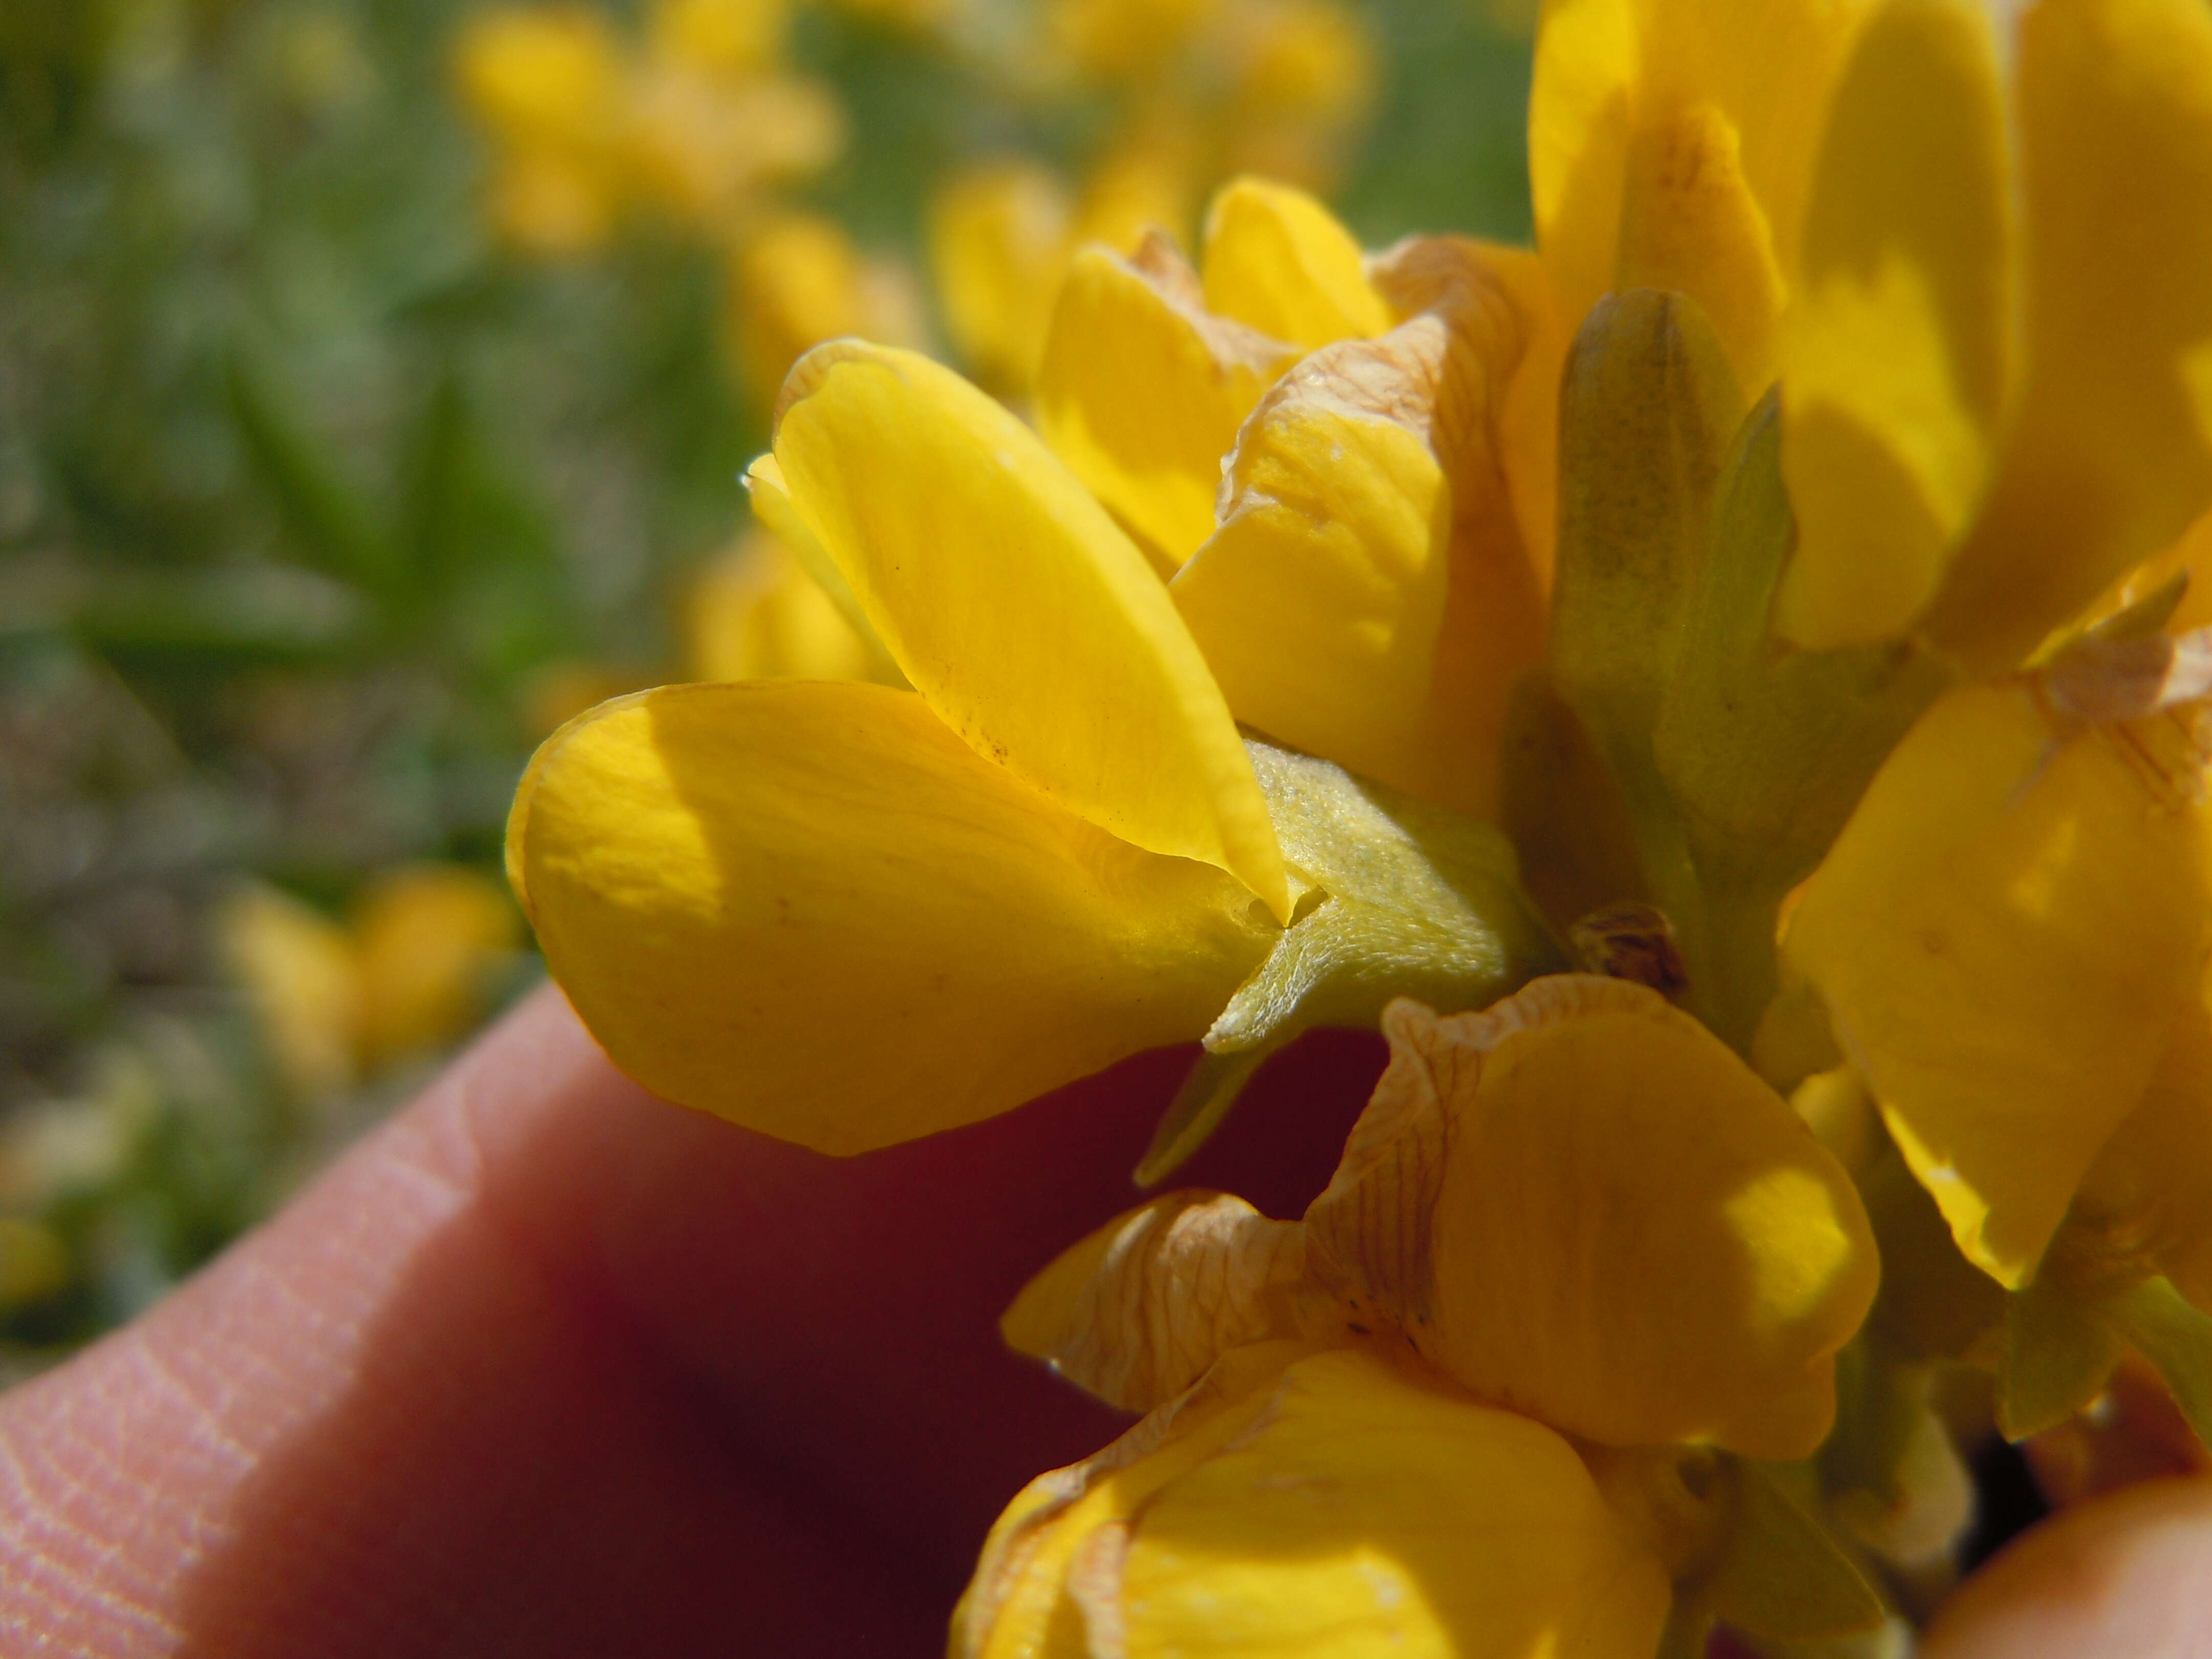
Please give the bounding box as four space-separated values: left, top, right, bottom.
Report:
928 160 1087 397
925 0 1378 395
453 6 628 253
509 320 1557 1153
453 0 844 251
224 867 521 1096
725 212 926 406
965 976 1882 1655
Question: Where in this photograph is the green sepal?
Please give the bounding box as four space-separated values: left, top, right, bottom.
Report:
1551 287 1744 793
1133 1048 1267 1188
1653 394 1954 903
1650 395 1954 1047
2107 1275 2212 1451
1997 1271 2126 1440
1701 1462 1887 1643
1498 669 1651 932
1140 738 1563 1182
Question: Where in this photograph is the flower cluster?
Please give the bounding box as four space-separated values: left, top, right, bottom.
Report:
453 0 922 405
928 0 1378 394
509 0 2212 1649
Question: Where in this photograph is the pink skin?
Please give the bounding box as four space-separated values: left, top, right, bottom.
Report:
0 986 2201 1656
0 986 1370 1656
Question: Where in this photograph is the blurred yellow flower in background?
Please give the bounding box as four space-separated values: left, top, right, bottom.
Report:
223 866 522 1101
927 0 1376 394
454 6 630 252
454 0 845 253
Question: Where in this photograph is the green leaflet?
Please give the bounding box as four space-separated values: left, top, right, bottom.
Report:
2108 1276 2212 1452
1655 395 1956 903
1703 1461 1887 1643
1551 287 1745 803
1997 1271 2130 1440
1137 737 1562 1184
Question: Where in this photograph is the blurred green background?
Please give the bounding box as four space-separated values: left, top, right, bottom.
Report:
0 0 1533 1370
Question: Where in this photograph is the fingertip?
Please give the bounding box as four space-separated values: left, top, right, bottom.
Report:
1927 1476 2212 1659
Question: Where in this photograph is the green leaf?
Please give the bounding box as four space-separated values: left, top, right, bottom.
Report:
1140 739 1562 1180
1497 669 1650 931
73 565 370 668
1997 1272 2126 1440
1215 740 1561 1045
1133 1048 1269 1188
1653 395 1954 901
2108 1276 2212 1452
225 348 396 600
1704 1462 1886 1642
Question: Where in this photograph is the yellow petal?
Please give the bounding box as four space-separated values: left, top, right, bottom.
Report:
2063 968 2212 1312
771 341 1289 917
954 1342 1305 1659
1119 1347 1673 1659
740 452 888 660
1775 0 2016 650
1001 1190 1306 1411
682 529 887 685
1531 0 1874 387
1035 238 1299 576
927 160 1073 394
1198 176 1392 350
351 866 519 1068
507 681 1277 1153
1927 0 2212 669
1785 680 2212 1286
1173 243 1545 819
220 883 359 1099
453 6 624 150
1309 980 1878 1458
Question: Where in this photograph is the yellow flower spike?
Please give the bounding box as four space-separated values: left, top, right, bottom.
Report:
1774 0 2017 652
1036 238 1300 575
1307 980 1878 1459
453 6 627 253
624 68 845 224
454 6 624 153
771 342 1291 919
1926 0 2212 670
1051 0 1221 79
648 0 790 79
1174 241 1544 820
1785 675 2212 1289
1117 1347 1674 1659
929 160 1075 394
507 681 1278 1153
351 866 521 1069
1198 177 1392 350
1530 0 1875 391
1218 0 1379 190
1001 1189 1307 1411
